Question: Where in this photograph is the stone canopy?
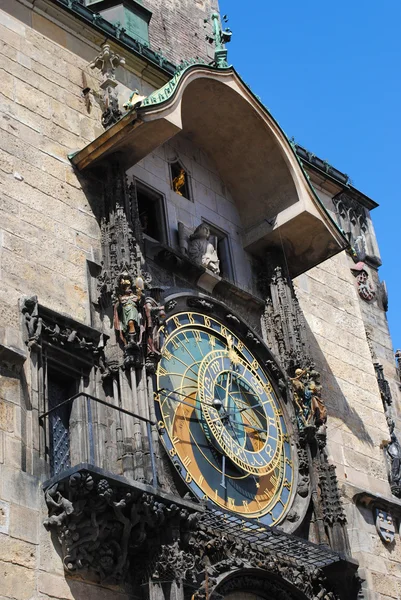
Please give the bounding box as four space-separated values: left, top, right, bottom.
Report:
70 64 348 277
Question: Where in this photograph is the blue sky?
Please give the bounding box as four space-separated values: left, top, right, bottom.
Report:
219 0 401 353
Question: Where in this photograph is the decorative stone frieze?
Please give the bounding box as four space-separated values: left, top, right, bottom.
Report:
20 296 107 360
89 43 125 128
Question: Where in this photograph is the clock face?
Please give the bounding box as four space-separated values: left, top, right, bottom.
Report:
155 310 294 526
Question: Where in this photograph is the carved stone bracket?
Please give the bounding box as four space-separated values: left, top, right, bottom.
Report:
43 467 201 584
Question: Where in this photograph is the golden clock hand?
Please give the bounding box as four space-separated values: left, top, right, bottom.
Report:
209 414 266 435
224 372 231 411
156 388 215 409
225 402 262 419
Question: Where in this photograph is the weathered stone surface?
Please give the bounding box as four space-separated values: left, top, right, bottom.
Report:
9 503 39 543
0 400 14 432
1 467 39 509
0 560 35 600
371 572 398 598
0 533 35 568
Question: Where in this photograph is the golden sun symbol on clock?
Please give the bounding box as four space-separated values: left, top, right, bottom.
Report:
155 310 294 526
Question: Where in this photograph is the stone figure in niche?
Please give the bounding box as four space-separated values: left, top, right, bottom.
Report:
188 224 220 274
385 432 401 497
143 297 166 373
114 272 145 349
291 367 327 437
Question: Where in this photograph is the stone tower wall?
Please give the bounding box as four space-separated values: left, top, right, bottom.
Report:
0 1 400 600
143 0 219 64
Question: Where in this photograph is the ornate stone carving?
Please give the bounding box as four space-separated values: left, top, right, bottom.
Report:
97 177 143 308
351 262 376 302
374 362 392 406
291 367 327 440
187 297 214 311
151 541 196 583
96 166 164 371
43 470 200 584
259 257 348 554
375 508 395 544
21 296 42 349
113 273 165 369
318 463 346 527
189 524 342 600
383 428 401 499
188 224 220 274
165 299 178 313
21 296 106 359
143 297 166 374
89 43 125 128
262 265 309 375
296 444 310 498
332 192 382 267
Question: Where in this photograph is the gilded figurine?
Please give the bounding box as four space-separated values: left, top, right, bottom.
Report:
188 224 220 275
123 89 146 111
172 168 186 196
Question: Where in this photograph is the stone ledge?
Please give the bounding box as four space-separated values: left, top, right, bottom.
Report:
351 483 401 513
0 342 26 366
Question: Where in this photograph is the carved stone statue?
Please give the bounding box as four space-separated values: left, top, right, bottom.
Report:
114 272 144 348
386 432 401 497
143 297 165 373
291 367 326 436
188 224 220 274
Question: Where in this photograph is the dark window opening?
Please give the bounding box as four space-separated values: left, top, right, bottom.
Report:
47 366 78 476
171 161 190 200
136 182 167 244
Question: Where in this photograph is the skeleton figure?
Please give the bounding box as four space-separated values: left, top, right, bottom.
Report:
291 367 327 432
188 224 220 275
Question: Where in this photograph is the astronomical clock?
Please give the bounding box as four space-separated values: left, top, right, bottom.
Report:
155 295 298 527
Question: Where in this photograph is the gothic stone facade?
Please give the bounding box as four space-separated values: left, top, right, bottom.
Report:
0 1 399 600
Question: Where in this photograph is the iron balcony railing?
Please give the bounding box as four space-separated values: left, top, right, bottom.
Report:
39 392 158 484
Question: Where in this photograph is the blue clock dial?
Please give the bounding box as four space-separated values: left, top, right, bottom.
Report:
155 311 294 526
